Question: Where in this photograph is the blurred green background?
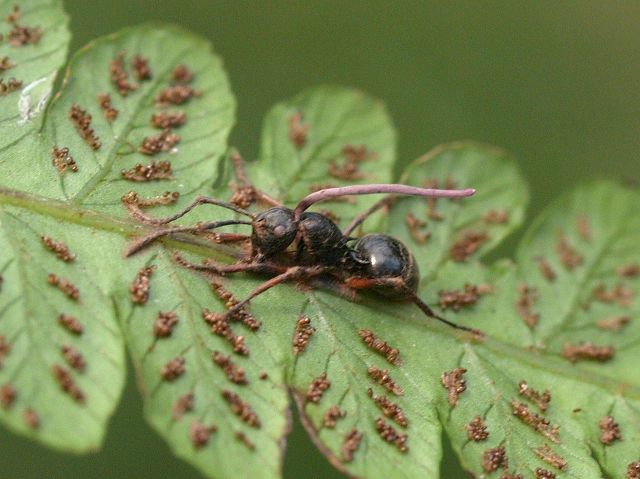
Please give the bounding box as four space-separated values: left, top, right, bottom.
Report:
2 1 639 478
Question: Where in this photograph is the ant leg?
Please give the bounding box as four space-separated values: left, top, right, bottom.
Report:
173 252 287 276
125 220 250 257
125 195 254 225
343 196 395 236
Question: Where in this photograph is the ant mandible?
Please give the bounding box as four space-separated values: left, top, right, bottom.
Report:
125 156 479 334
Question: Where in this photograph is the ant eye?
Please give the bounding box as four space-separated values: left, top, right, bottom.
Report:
273 225 286 237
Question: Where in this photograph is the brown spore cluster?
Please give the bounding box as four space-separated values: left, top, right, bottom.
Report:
556 233 583 270
464 416 489 441
160 357 185 381
288 111 309 149
156 85 200 105
172 392 194 420
439 283 492 311
69 104 101 150
0 56 16 71
518 380 551 412
405 212 430 244
47 274 80 300
154 311 179 338
617 263 640 278
151 111 186 129
306 372 331 403
121 161 173 182
109 52 137 96
51 364 85 404
221 390 261 428
596 315 631 332
450 231 489 262
368 366 404 396
51 146 78 174
172 64 194 84
293 315 315 355
483 209 509 224
533 444 567 470
23 408 40 429
131 55 152 81
0 384 16 409
212 351 247 385
235 430 256 450
122 190 180 209
322 405 346 428
482 446 507 473
190 420 216 449
61 345 86 373
441 367 467 407
536 257 557 282
375 417 408 453
130 265 156 304
341 429 362 463
516 284 539 329
599 415 622 445
591 283 634 307
202 309 249 356
139 129 181 155
535 468 556 479
41 235 76 262
0 77 22 95
511 400 559 443
6 5 42 47
210 282 261 331
367 388 408 428
58 314 84 335
561 342 615 363
0 335 11 368
97 93 118 122
628 461 640 479
359 329 401 365
328 144 374 181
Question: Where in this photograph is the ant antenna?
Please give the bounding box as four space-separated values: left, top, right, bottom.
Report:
294 184 476 220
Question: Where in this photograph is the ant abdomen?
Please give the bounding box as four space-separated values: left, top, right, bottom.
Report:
251 207 297 257
297 212 351 266
352 234 419 299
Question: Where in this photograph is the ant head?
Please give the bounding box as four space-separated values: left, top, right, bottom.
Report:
352 234 419 298
251 207 298 256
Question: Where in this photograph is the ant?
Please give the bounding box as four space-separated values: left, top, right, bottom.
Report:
125 157 479 333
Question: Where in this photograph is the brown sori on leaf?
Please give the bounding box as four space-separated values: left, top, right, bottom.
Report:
375 417 408 453
130 266 156 304
617 263 640 278
154 311 179 338
328 144 373 181
576 215 591 242
51 364 85 404
0 56 15 71
450 231 489 262
210 282 261 331
591 283 634 307
518 380 551 412
172 64 194 84
536 257 557 282
516 284 539 329
235 430 256 450
561 342 615 363
288 111 309 149
367 388 408 428
7 23 42 47
556 233 583 270
121 161 173 182
628 462 640 479
151 111 186 129
482 446 507 473
61 345 86 373
0 77 22 95
0 384 16 409
97 93 118 122
341 429 362 463
535 468 556 479
422 178 444 221
599 415 622 445
122 190 180 209
58 314 84 335
41 235 76 262
202 309 249 356
23 408 40 429
109 52 137 96
0 335 11 368
534 444 567 470
368 366 404 396
139 128 181 155
464 416 489 441
221 390 261 428
161 357 186 382
212 351 247 385
439 283 493 311
69 105 101 150
293 315 315 355
596 315 632 332
359 329 401 365
190 420 216 449
441 367 467 407
172 392 194 420
306 372 331 404
405 212 430 244
51 146 78 174
47 274 80 301
322 405 346 429
483 209 509 224
131 55 152 81
6 5 21 23
156 85 200 105
500 473 524 479
511 400 559 443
